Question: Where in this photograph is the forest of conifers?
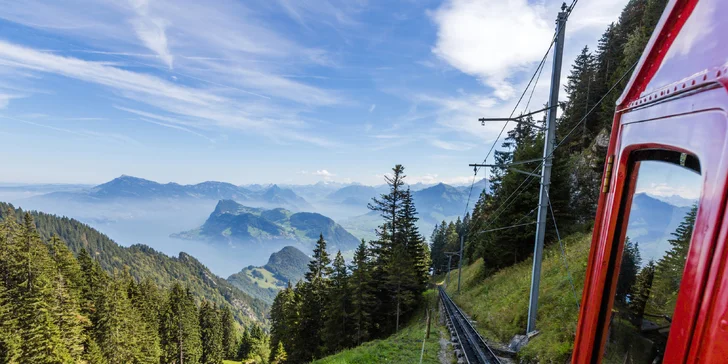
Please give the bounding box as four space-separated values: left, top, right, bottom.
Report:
0 209 275 363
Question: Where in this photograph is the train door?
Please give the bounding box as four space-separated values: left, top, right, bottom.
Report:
571 0 728 361
572 88 728 363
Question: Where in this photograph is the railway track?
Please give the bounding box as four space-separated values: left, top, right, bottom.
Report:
439 287 502 364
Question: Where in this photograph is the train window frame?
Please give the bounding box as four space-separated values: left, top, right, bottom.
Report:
592 148 701 361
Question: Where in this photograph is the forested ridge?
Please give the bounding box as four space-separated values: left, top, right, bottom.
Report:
0 202 267 326
268 165 431 363
0 207 278 363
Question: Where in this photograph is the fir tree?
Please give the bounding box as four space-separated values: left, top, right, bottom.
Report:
270 341 287 364
94 271 147 364
648 205 697 315
127 277 162 363
323 251 350 353
349 241 375 346
0 210 21 363
294 234 332 361
236 329 253 361
268 282 298 363
399 188 430 290
160 283 202 364
15 213 72 363
219 305 237 360
199 300 223 364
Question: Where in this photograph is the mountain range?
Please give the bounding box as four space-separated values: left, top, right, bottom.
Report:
37 175 311 211
172 199 361 253
227 246 311 304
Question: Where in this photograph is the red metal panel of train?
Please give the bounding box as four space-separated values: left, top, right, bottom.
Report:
572 0 728 362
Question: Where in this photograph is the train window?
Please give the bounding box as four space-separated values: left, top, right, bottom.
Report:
602 150 701 363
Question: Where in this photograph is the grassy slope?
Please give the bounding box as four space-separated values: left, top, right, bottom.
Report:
313 290 447 364
444 233 591 362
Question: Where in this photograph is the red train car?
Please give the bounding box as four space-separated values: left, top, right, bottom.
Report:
572 0 728 362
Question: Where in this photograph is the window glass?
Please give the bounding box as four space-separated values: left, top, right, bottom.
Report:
603 155 701 363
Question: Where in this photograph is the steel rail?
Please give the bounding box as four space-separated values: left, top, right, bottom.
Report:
439 288 501 364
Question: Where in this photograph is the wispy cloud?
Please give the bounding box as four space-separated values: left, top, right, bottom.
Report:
0 40 340 147
369 104 376 113
0 93 25 109
0 114 140 146
128 0 174 69
431 139 474 151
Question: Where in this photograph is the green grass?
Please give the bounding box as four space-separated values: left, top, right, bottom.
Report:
313 290 444 364
223 361 241 364
246 267 279 289
443 233 592 363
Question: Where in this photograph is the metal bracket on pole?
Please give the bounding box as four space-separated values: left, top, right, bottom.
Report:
478 103 563 131
469 160 542 178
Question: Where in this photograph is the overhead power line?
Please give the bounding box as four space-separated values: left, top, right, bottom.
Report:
460 26 559 220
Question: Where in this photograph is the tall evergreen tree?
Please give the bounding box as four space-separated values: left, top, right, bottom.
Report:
648 205 697 315
0 210 21 363
294 234 332 361
95 271 147 364
219 305 237 360
160 283 202 364
400 188 430 290
199 300 223 364
47 235 87 362
323 251 350 353
349 241 375 346
268 282 298 363
128 277 162 363
15 213 72 363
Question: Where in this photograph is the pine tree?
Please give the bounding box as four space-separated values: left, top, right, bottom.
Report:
294 234 332 361
430 221 447 274
94 271 147 364
349 241 375 346
82 336 107 364
160 283 202 364
15 213 72 363
629 260 655 325
323 251 350 353
127 277 162 363
0 210 21 363
270 341 287 364
615 238 641 304
400 188 430 290
199 300 223 364
47 235 86 362
268 282 298 363
368 165 406 335
77 248 107 322
219 305 237 360
387 242 416 333
648 205 697 315
236 329 253 361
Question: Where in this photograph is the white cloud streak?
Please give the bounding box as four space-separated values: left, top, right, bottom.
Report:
0 40 340 147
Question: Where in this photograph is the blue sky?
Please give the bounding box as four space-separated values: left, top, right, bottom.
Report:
0 0 627 185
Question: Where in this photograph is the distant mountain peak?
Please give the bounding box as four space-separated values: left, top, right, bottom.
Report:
173 201 359 252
